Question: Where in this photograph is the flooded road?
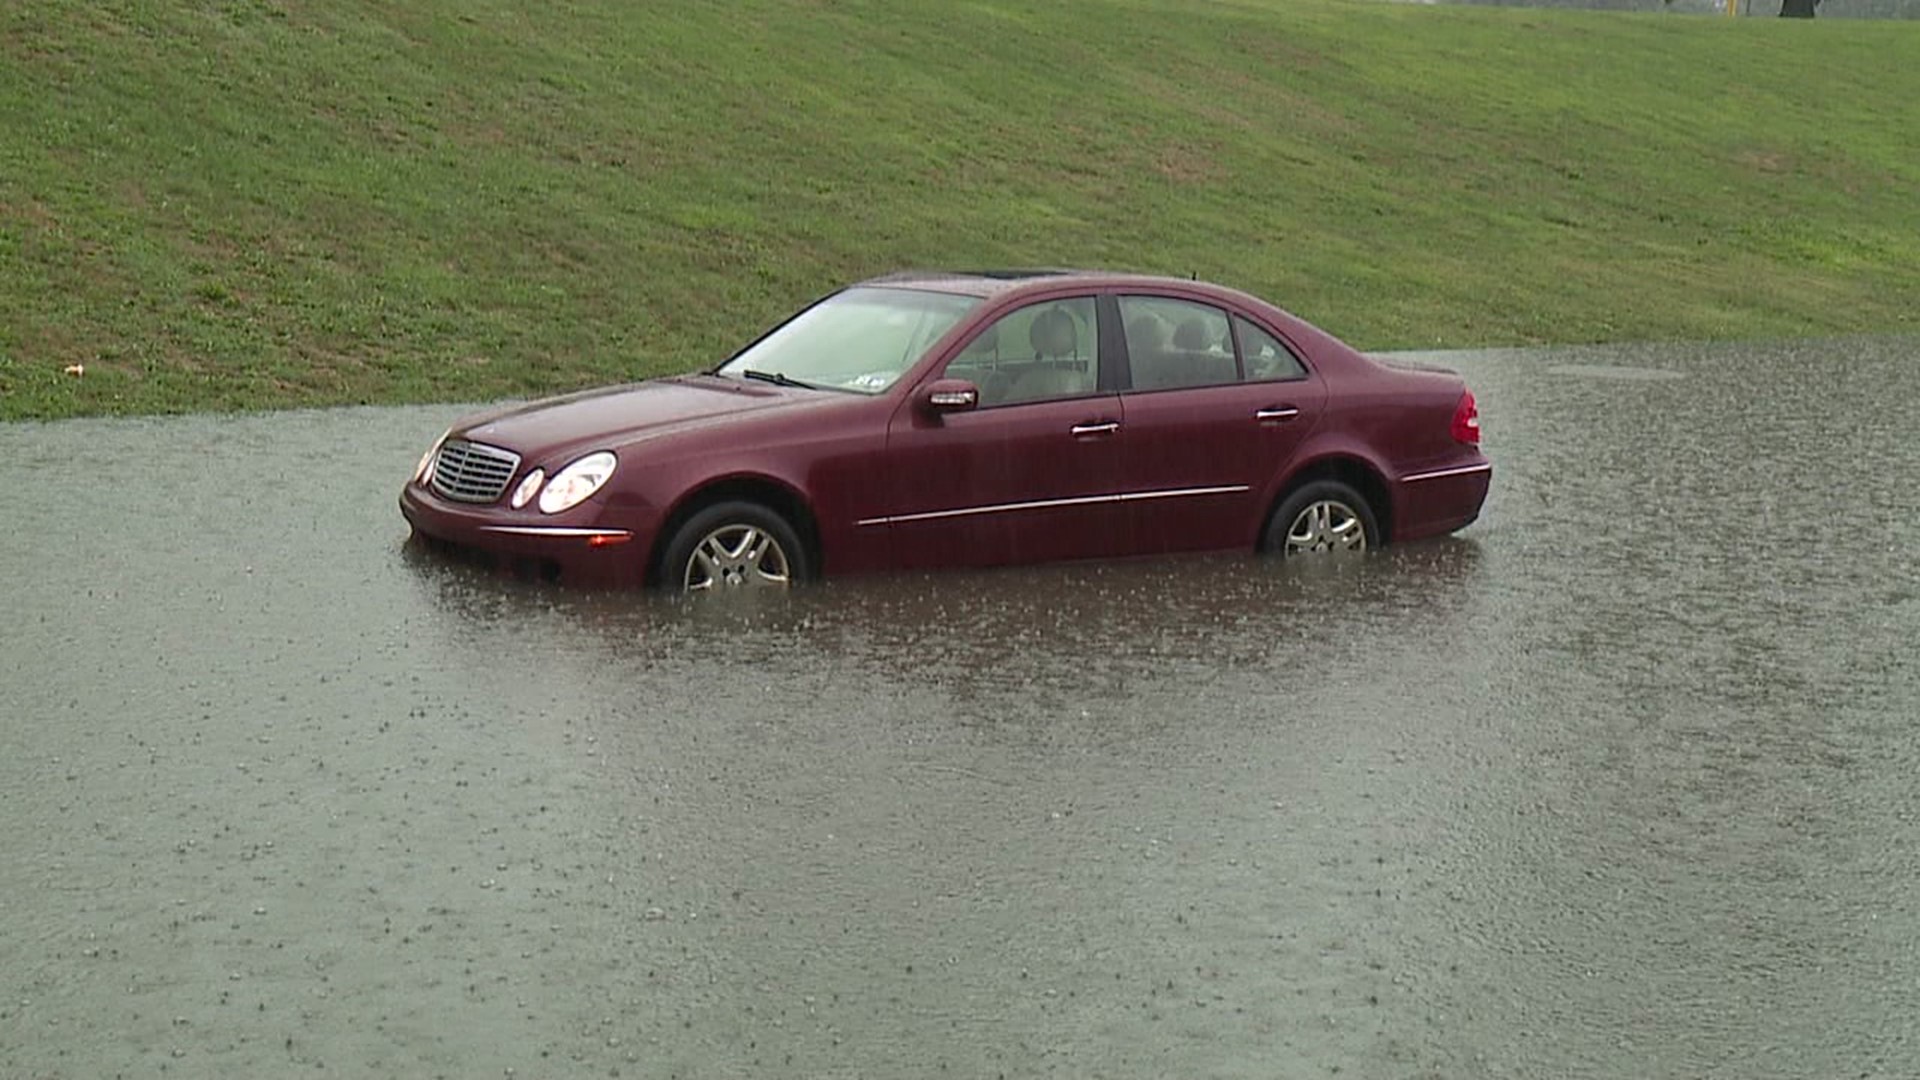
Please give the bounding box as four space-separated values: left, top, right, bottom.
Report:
3 337 1917 1079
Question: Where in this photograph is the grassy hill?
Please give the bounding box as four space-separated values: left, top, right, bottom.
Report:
3 0 1916 419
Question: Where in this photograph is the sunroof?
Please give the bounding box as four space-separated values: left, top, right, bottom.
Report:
954 268 1078 280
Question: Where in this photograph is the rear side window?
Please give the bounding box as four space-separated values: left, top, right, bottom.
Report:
1234 316 1307 381
1118 296 1237 391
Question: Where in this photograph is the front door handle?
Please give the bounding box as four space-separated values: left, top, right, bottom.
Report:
1255 406 1300 423
1070 421 1121 437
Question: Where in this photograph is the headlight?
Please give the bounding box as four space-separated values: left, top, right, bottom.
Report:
509 468 545 510
414 430 449 485
538 451 617 514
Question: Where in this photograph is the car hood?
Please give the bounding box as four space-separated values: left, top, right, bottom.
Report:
454 375 816 457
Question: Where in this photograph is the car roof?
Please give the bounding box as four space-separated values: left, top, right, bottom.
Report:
859 268 1228 300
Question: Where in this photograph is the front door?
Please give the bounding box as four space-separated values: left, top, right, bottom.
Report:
875 295 1130 571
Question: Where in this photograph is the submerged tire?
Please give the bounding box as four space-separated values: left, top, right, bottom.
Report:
660 500 811 592
1263 481 1379 558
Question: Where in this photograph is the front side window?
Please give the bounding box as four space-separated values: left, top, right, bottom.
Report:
942 296 1101 407
717 286 981 394
1119 296 1238 392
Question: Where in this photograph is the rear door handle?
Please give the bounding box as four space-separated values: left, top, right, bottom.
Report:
1255 406 1300 423
1070 421 1120 437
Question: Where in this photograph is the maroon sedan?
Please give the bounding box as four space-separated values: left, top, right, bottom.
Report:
400 270 1489 590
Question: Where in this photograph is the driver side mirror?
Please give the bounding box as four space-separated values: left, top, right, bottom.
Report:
919 379 979 415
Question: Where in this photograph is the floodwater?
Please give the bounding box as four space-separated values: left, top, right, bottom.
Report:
2 337 1916 1079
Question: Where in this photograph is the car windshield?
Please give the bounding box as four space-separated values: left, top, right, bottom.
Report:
716 286 981 395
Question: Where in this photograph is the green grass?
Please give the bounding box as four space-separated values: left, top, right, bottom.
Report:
2 0 1916 419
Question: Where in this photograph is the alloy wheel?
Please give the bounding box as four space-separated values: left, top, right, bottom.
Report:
1284 500 1368 556
683 524 792 590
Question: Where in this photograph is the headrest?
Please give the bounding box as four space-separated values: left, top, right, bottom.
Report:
1029 309 1077 358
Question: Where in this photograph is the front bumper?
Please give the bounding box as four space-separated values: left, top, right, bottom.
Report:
399 483 654 587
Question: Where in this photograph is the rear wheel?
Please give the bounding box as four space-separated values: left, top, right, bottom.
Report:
1263 481 1378 558
660 501 810 592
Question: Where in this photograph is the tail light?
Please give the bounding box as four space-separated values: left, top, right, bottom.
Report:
1450 389 1481 445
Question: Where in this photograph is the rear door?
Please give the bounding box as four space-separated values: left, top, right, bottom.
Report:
1112 294 1328 555
877 295 1132 571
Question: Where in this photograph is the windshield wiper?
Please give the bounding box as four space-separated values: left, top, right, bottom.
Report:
738 369 819 390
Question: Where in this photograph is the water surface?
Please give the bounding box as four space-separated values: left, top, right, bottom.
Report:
2 337 1916 1078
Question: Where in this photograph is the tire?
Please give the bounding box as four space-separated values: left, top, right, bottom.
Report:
659 500 811 592
1262 480 1379 558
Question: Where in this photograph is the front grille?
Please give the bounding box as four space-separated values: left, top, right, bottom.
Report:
430 438 521 503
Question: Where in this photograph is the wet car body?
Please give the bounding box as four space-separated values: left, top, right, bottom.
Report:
400 270 1491 588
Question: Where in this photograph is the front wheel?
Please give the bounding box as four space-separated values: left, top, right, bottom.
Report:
1263 481 1378 558
659 501 810 592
